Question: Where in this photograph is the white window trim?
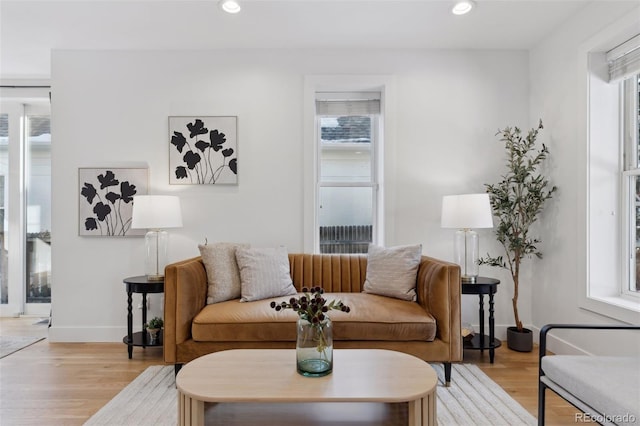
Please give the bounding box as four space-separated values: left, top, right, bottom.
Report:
578 9 640 324
303 75 396 253
621 76 640 299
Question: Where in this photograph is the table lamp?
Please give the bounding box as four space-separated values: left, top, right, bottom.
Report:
441 193 493 283
131 195 183 281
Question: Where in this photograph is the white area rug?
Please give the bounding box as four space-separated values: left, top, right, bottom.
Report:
85 363 536 426
0 335 45 359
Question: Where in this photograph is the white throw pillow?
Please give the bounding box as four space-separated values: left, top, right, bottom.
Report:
199 242 249 304
236 246 297 302
363 243 422 301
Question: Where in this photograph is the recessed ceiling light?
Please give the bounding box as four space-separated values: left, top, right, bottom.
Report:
219 0 241 14
452 0 475 15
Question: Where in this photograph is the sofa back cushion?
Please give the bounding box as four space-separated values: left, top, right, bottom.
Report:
199 242 249 304
288 253 368 292
237 247 297 302
362 243 422 301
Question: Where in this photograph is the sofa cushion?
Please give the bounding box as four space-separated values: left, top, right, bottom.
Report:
192 292 436 343
541 355 640 423
199 242 249 304
236 246 297 302
363 243 422 301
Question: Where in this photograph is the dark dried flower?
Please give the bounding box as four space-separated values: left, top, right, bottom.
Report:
271 287 350 324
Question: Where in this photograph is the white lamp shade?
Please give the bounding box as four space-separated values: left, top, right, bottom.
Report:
441 193 493 229
131 195 183 230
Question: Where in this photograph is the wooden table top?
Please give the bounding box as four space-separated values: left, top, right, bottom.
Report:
176 349 437 403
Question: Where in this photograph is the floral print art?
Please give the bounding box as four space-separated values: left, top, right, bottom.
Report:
169 116 238 185
78 168 148 236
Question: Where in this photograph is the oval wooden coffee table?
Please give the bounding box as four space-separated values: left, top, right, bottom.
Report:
176 348 437 426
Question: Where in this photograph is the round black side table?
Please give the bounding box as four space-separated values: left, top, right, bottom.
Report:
122 275 164 359
462 277 502 363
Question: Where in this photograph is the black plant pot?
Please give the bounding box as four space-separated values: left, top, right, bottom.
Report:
506 326 533 352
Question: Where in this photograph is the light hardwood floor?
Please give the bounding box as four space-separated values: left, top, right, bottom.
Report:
0 317 579 425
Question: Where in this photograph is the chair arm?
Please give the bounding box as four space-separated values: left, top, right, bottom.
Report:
416 256 462 360
538 324 640 377
163 256 208 364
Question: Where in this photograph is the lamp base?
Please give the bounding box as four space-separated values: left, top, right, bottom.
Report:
146 273 164 282
144 230 168 282
462 275 477 283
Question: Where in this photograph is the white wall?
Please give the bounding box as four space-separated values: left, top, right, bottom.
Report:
50 48 528 341
530 2 640 356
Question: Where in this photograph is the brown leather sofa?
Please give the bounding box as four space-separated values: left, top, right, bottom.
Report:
164 253 462 383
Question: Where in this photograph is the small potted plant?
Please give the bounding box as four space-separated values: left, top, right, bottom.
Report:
145 316 163 344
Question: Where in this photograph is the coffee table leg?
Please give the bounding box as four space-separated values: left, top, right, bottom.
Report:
408 393 436 426
408 399 422 426
424 392 436 425
178 391 204 426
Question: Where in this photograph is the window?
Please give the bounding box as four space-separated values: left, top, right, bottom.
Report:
610 34 640 297
582 27 640 322
622 74 640 295
315 92 381 254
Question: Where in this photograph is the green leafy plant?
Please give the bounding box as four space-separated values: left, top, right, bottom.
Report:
479 120 557 332
145 317 163 330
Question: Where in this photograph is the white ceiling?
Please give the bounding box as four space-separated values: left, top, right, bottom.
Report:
0 0 626 78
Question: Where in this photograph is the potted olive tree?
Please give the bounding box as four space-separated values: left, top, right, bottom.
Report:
480 120 556 352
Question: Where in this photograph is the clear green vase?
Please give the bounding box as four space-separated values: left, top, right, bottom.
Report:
296 317 333 377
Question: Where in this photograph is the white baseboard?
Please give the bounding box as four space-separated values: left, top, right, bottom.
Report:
47 323 589 354
48 326 127 343
470 323 535 342
469 324 590 355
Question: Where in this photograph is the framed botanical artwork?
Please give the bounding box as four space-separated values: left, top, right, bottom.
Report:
78 167 148 236
169 116 238 185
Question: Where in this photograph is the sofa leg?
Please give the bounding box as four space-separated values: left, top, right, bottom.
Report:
174 363 183 377
444 362 452 387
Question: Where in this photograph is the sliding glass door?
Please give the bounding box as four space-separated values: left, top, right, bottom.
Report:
0 100 51 317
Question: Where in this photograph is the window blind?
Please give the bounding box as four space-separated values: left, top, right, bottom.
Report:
607 33 640 82
316 92 381 116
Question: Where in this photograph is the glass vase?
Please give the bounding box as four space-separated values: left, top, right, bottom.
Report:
296 317 333 377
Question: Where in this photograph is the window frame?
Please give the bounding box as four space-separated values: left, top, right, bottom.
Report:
578 14 640 324
303 75 394 254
